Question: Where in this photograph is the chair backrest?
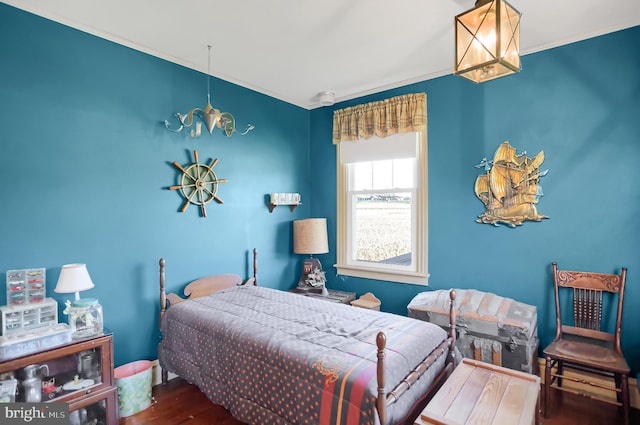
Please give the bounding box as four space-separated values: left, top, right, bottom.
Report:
551 262 627 354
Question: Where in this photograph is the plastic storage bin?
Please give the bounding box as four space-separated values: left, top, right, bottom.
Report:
6 268 46 305
0 298 58 336
114 360 152 418
0 324 71 361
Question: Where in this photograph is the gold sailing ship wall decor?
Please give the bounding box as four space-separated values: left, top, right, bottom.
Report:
474 141 548 227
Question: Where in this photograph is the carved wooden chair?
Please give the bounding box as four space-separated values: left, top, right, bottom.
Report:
543 262 629 425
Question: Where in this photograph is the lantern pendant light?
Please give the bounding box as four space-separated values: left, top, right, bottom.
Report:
454 0 521 83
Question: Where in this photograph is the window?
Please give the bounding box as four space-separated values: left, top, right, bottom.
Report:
335 131 428 285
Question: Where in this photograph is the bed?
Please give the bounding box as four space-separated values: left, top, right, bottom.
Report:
157 249 457 425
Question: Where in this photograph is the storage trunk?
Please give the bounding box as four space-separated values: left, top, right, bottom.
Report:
408 289 538 374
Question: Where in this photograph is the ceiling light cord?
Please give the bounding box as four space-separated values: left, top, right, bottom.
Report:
207 45 212 105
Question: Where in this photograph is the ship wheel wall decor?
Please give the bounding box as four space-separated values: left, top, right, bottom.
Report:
169 150 227 217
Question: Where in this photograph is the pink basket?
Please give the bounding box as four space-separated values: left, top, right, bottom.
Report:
114 360 152 379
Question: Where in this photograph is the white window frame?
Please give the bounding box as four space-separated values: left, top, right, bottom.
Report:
335 131 428 285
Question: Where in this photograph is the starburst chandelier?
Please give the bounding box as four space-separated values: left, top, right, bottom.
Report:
164 45 254 138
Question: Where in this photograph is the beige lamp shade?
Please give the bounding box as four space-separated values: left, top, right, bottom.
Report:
293 218 329 255
55 264 95 300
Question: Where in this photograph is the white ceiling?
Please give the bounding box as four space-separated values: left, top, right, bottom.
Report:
5 0 640 109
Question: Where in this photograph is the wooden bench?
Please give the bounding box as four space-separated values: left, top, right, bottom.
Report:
415 358 540 425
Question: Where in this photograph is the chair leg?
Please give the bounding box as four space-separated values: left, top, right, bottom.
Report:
543 356 552 418
535 388 541 425
621 373 629 425
557 360 563 387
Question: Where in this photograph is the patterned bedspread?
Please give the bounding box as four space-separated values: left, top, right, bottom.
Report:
159 286 449 425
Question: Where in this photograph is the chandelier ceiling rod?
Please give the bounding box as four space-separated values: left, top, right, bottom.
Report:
207 45 212 106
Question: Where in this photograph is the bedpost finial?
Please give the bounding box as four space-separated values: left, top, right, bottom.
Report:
449 289 456 301
376 331 387 349
160 258 165 267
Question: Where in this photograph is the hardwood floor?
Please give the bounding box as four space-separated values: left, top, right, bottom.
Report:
541 390 637 425
118 378 243 425
119 377 638 425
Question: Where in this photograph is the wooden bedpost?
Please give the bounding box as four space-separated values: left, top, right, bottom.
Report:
376 331 387 425
253 247 258 286
244 248 258 286
448 289 457 366
159 258 166 325
159 258 169 385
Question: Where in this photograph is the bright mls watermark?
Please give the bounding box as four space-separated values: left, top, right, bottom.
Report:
1 403 68 424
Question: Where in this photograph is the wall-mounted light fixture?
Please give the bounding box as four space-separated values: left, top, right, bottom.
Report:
454 0 521 83
164 45 254 138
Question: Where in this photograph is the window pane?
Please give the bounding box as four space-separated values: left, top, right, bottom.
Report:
353 193 412 265
359 158 415 190
393 158 415 188
372 161 392 189
351 162 372 190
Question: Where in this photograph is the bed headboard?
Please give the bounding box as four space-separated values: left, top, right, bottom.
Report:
159 248 258 326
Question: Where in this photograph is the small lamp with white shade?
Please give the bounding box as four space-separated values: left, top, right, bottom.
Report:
55 264 103 339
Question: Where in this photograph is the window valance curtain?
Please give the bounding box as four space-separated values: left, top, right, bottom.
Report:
332 92 426 145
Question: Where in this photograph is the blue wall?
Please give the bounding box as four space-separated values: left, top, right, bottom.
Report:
0 4 311 366
311 26 640 374
1 3 639 375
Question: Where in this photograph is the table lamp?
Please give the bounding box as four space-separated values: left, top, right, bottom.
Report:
55 264 94 301
55 264 103 339
293 218 329 295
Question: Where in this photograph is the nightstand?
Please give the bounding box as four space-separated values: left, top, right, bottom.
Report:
289 288 356 304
